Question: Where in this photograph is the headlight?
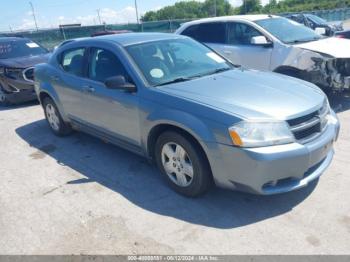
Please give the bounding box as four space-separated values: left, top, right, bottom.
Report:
0 67 4 75
228 120 295 148
4 67 22 79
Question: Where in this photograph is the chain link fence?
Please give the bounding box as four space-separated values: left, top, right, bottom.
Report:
0 19 190 50
1 8 350 50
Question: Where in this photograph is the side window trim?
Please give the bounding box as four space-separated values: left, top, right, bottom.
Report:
58 47 88 78
226 22 270 46
86 46 135 86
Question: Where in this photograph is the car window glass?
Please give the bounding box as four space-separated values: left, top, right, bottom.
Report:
182 23 225 43
182 25 200 39
256 17 321 44
198 23 226 43
126 38 231 86
0 40 48 59
88 48 128 83
227 23 264 45
61 48 85 77
290 15 305 25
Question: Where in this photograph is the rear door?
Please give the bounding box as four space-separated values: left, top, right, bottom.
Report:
55 47 89 119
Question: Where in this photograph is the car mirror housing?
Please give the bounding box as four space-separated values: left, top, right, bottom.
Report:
251 36 273 47
105 75 136 93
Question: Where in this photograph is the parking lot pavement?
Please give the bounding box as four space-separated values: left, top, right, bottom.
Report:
0 94 349 255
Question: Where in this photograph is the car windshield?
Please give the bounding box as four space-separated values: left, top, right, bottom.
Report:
125 38 232 86
0 39 48 59
256 17 322 44
306 14 327 25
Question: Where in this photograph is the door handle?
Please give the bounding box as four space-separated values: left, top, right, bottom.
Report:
224 50 232 55
82 86 95 93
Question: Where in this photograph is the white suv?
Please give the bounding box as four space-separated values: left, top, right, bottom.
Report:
176 15 350 92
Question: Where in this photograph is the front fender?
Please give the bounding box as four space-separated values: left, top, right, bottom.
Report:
142 107 220 155
37 82 69 122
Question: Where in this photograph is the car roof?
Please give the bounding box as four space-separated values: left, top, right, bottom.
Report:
180 14 279 27
74 33 187 47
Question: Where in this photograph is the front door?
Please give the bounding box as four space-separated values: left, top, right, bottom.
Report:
217 22 273 70
78 47 140 146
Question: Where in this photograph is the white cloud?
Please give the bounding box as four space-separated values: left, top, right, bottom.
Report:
17 18 36 30
14 0 275 31
53 6 139 27
229 0 272 7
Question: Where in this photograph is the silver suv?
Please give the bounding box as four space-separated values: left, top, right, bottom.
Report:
176 15 350 92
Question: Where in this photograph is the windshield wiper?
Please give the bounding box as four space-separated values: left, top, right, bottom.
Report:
192 67 231 78
286 37 321 44
155 67 231 87
156 77 193 87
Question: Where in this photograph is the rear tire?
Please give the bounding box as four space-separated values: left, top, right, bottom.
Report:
155 131 212 197
43 97 72 136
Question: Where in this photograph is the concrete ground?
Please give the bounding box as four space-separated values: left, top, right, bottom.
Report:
0 94 349 255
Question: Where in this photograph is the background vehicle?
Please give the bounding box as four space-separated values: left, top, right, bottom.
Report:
176 15 350 92
0 37 50 105
283 13 346 37
35 33 339 197
91 30 132 37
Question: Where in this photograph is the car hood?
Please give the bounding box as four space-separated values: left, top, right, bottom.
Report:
159 69 325 120
327 21 343 30
295 37 350 58
0 53 50 68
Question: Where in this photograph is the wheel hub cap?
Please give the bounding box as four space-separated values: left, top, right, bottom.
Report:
46 104 60 131
161 142 194 187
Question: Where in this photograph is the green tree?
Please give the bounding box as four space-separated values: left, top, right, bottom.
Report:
141 0 350 22
141 0 234 21
239 0 262 14
202 0 234 17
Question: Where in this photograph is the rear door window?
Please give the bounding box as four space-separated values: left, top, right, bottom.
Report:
182 23 226 44
60 48 85 77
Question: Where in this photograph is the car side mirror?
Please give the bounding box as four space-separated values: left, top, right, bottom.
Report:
251 36 273 47
105 76 136 93
315 27 326 35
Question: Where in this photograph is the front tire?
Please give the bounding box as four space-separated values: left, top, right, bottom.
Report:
43 97 72 136
155 131 212 197
0 85 10 106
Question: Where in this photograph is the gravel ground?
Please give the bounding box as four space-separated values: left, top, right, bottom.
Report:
0 93 349 255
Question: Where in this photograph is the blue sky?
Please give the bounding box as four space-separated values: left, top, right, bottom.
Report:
0 0 270 32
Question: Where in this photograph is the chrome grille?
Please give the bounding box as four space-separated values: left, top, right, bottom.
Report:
287 101 329 144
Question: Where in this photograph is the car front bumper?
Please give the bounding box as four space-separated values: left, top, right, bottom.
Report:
0 77 37 104
207 111 340 195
